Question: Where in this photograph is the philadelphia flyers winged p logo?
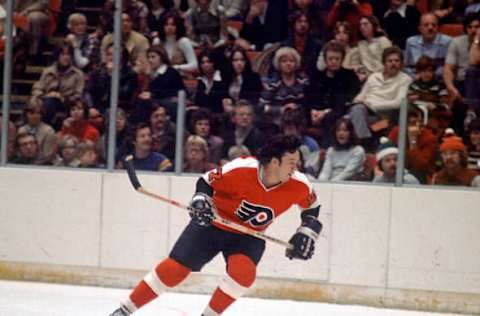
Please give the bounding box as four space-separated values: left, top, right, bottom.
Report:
235 200 275 227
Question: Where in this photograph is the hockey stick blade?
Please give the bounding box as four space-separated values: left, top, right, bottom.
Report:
124 155 142 190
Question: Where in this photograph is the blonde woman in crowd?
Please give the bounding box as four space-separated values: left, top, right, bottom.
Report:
183 135 216 173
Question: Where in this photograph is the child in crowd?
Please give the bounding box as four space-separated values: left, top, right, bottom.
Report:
407 56 451 137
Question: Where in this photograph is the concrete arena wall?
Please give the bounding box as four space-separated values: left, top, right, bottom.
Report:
0 167 479 314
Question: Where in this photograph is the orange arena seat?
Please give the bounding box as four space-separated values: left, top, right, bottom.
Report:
439 24 463 37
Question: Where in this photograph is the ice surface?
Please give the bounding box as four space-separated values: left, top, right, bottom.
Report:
0 280 470 316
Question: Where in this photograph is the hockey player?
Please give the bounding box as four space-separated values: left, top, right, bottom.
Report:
109 135 323 316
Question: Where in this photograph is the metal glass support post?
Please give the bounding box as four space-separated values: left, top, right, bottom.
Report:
174 90 187 174
395 98 408 186
0 0 14 166
106 0 123 171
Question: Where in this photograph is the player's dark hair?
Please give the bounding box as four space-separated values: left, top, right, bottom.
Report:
258 135 302 166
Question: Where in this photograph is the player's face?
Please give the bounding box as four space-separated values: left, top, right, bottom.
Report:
278 151 300 182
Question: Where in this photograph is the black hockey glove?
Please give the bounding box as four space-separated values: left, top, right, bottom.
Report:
286 216 322 260
188 194 215 226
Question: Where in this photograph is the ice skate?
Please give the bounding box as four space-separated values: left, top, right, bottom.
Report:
109 307 130 316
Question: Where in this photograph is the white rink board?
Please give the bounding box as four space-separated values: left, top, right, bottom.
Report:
101 172 171 270
330 184 391 287
1 167 480 314
389 187 480 294
0 168 101 266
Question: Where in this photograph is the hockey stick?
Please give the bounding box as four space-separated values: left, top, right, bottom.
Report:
124 155 292 249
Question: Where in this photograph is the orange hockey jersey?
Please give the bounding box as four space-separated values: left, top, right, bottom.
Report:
202 157 320 233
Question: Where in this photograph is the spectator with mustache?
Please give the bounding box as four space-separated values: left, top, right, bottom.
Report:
373 136 420 184
120 123 173 172
404 13 451 79
431 129 480 187
348 46 412 146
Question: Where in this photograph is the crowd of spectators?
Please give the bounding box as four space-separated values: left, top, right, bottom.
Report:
1 0 480 188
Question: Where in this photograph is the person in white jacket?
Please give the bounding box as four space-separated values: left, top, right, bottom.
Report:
348 46 412 140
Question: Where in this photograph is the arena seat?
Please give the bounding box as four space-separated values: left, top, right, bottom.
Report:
439 24 463 37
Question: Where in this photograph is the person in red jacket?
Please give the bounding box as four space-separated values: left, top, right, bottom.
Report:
59 98 100 144
388 105 437 183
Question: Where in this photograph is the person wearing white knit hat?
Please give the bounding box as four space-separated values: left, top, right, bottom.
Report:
373 136 420 184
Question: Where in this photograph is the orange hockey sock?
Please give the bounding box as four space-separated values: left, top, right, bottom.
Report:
205 254 257 315
129 280 157 309
128 257 191 310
